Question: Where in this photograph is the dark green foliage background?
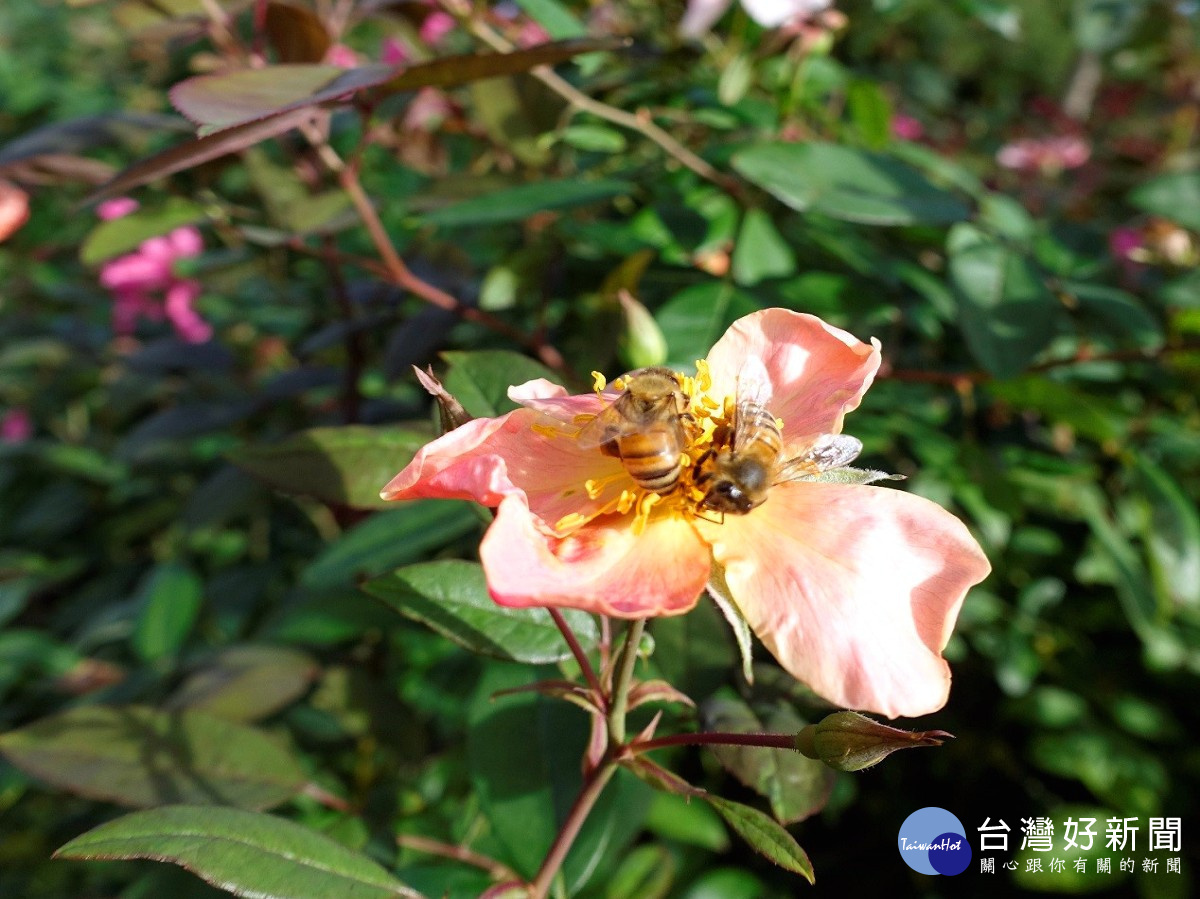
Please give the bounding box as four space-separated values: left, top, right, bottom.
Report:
1 1 1198 896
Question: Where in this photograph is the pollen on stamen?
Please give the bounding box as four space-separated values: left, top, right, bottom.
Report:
591 371 607 393
532 422 564 439
584 478 605 499
555 512 590 532
616 490 637 514
693 359 713 393
630 492 662 536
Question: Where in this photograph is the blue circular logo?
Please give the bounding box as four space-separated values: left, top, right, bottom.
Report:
898 807 971 875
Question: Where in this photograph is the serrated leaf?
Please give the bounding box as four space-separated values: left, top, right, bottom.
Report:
362 560 597 663
81 197 207 265
703 796 814 883
706 565 754 685
424 178 634 227
132 563 204 663
230 425 432 510
732 142 969 226
441 350 563 417
701 694 833 824
0 705 305 809
167 646 320 722
300 503 480 591
55 805 420 899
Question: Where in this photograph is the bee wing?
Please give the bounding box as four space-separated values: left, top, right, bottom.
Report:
774 434 863 484
731 357 773 449
575 396 636 449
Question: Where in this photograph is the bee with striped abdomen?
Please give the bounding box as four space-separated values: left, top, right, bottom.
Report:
576 367 691 494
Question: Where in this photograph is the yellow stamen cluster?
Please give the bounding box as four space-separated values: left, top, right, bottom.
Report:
552 361 741 535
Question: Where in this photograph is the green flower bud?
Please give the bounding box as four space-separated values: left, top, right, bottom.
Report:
795 711 953 772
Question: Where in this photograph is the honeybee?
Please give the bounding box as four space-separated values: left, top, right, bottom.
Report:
576 367 690 494
696 368 862 515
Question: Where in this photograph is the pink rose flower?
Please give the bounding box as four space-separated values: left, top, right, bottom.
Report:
996 135 1091 175
1 407 32 444
96 199 213 344
382 309 990 718
0 180 31 243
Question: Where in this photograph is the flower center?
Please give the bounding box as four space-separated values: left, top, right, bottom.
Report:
556 361 738 534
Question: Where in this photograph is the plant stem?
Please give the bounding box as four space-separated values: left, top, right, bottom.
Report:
606 618 645 746
456 8 742 197
526 761 617 899
297 123 570 375
633 730 800 753
549 608 603 698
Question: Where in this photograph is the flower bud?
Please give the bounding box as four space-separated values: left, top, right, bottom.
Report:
795 711 952 772
412 365 473 434
617 290 668 370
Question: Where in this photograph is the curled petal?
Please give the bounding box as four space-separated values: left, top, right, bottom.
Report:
509 378 609 421
700 483 990 718
381 408 629 529
741 0 832 27
482 497 710 618
704 308 880 444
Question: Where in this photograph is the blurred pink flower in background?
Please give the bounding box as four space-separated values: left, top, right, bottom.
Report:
1 407 33 445
419 10 456 45
96 198 213 344
681 0 833 38
890 114 925 142
996 135 1091 175
0 180 30 243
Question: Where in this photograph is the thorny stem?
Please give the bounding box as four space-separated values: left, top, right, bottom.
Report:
453 5 742 197
296 122 570 375
549 608 603 698
606 618 645 747
633 730 800 753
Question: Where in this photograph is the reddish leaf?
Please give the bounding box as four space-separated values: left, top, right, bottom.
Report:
86 107 320 204
265 0 332 63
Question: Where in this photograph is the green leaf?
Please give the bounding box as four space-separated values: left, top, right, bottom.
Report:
1065 281 1163 350
846 79 892 149
80 197 207 265
559 124 627 154
1134 455 1200 611
1073 0 1150 52
703 796 814 883
167 646 320 722
731 208 797 286
300 503 480 591
55 805 419 899
132 563 204 663
423 178 634 227
732 141 970 226
362 560 598 663
1158 269 1200 308
0 705 305 809
701 693 834 824
513 0 587 40
230 425 433 510
643 792 730 851
948 225 1060 378
467 666 651 889
604 844 676 899
1129 170 1200 232
656 283 761 369
441 349 563 417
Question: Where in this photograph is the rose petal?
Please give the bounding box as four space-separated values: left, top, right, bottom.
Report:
700 482 990 718
741 0 831 27
482 496 710 617
381 407 630 529
508 378 610 421
704 308 880 444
